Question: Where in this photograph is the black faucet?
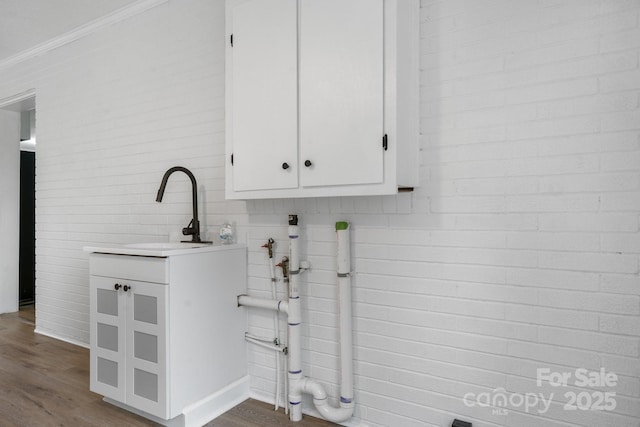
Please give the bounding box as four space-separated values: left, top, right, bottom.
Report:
156 166 209 243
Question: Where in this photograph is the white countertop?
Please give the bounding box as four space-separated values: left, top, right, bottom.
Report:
83 242 246 257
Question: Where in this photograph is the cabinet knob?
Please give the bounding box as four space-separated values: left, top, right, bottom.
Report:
123 285 131 292
282 162 290 170
114 283 121 290
304 160 312 167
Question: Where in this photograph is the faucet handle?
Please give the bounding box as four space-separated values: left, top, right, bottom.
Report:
182 218 196 236
182 219 203 243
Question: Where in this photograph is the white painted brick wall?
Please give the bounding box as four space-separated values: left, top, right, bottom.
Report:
0 0 639 426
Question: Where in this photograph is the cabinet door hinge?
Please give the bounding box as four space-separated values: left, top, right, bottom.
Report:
231 153 234 165
382 134 388 151
230 33 233 47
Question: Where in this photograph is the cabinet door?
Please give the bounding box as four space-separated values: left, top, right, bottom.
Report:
90 276 126 402
230 0 298 191
299 0 384 187
125 281 169 419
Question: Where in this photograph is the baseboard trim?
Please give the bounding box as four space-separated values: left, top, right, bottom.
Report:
34 327 89 349
104 375 250 427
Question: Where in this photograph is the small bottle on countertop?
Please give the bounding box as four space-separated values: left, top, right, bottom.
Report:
219 222 234 244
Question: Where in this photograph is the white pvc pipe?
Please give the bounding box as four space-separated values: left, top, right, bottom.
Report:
302 377 354 423
300 221 354 423
237 295 288 314
242 217 354 423
288 219 354 424
287 216 303 421
288 228 300 297
288 295 302 421
336 222 354 407
284 350 289 415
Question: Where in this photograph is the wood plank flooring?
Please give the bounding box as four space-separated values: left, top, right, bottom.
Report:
0 306 335 427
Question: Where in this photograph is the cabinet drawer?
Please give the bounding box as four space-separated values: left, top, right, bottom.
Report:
90 254 169 284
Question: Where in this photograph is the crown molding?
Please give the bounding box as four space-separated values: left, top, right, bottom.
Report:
0 88 36 110
0 0 168 72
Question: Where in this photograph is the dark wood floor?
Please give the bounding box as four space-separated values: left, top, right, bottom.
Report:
0 306 334 427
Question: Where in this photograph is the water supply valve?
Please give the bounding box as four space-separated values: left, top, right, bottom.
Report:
277 256 289 279
262 238 275 258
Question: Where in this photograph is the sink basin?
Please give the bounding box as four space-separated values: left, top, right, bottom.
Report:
124 242 211 250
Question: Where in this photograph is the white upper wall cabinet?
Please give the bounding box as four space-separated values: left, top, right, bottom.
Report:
225 0 419 199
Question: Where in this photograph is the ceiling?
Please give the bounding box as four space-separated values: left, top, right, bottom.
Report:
0 0 138 62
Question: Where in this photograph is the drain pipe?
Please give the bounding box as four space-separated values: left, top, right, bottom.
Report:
287 214 304 421
288 218 354 423
240 216 355 423
299 221 354 423
279 256 291 416
335 221 354 408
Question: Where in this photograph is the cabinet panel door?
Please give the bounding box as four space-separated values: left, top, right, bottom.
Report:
231 0 298 191
125 281 169 419
299 0 384 187
90 276 126 402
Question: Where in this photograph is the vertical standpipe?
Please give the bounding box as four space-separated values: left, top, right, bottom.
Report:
287 215 303 421
335 221 354 407
299 221 354 423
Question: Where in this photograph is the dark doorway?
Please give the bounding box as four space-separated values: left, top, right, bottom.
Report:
19 150 35 305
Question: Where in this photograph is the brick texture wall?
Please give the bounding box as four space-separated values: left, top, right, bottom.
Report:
0 1 637 426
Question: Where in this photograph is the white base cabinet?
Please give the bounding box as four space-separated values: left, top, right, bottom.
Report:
88 245 248 426
225 0 419 199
